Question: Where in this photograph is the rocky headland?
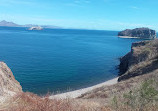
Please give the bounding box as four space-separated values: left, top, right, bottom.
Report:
118 39 158 81
78 39 158 111
118 28 157 39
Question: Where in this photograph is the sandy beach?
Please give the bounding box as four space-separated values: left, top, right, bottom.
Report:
118 36 140 38
49 77 118 99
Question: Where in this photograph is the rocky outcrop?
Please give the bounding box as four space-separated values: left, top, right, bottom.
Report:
118 28 157 39
119 39 158 81
0 62 22 103
28 26 43 30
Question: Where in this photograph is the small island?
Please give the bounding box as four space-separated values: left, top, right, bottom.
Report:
118 28 157 39
28 26 43 30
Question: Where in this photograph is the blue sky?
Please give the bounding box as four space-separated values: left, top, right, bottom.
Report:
0 0 158 31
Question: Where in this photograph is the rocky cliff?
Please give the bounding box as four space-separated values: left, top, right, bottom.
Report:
0 62 22 103
118 28 157 39
119 39 158 81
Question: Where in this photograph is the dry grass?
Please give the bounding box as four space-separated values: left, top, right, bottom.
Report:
1 92 112 111
78 71 158 111
111 78 158 111
11 93 73 111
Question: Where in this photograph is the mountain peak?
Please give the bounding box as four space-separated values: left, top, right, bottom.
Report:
0 20 7 23
0 20 19 27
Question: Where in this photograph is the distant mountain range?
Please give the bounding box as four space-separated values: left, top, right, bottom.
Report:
0 20 61 29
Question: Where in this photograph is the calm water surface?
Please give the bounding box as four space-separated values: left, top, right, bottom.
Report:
0 27 142 94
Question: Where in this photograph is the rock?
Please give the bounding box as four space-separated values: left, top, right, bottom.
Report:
118 39 158 81
0 62 22 103
118 28 157 39
28 26 43 30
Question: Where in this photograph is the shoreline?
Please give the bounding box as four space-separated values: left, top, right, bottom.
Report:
118 36 140 38
49 77 118 99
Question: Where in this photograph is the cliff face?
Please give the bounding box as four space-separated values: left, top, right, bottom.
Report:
119 39 158 81
118 28 157 39
0 62 22 102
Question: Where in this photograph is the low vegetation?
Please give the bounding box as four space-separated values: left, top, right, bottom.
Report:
111 79 158 111
2 92 112 111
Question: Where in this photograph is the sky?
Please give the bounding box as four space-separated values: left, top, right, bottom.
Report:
0 0 158 31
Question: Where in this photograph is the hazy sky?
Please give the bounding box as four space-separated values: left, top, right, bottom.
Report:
0 0 158 30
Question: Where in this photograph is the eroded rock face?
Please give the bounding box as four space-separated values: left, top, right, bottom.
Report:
119 39 158 81
0 62 22 101
118 28 157 39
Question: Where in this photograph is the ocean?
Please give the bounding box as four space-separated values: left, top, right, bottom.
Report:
0 26 142 95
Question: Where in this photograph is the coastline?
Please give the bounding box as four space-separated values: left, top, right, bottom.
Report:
118 36 140 38
49 77 118 99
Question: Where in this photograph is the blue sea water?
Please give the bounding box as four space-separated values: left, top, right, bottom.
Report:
0 27 142 95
